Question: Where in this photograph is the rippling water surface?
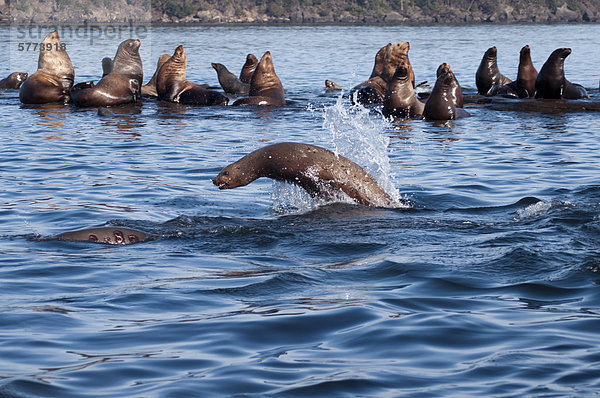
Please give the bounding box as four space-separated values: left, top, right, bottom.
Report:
1 24 600 397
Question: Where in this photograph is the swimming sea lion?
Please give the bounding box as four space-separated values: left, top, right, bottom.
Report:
475 46 512 96
535 47 588 99
156 45 228 106
436 63 463 108
213 142 398 208
141 54 170 98
325 79 342 91
424 72 470 120
19 30 74 104
232 51 285 106
211 62 250 95
55 226 151 245
71 39 143 107
101 57 113 77
0 72 28 89
239 53 258 84
382 62 424 119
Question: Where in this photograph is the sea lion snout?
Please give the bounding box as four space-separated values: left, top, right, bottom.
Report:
213 171 230 189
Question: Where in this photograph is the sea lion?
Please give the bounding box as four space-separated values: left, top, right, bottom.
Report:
514 45 538 98
211 62 250 95
55 226 151 245
424 72 470 120
213 142 398 208
71 39 143 107
232 51 285 106
239 53 258 84
436 63 463 108
156 45 228 106
535 48 588 100
19 30 74 104
101 57 113 77
475 46 512 96
382 62 424 119
325 79 342 91
0 72 28 89
141 54 170 98
350 41 413 105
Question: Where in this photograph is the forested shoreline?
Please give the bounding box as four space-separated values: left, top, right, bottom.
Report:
2 0 598 25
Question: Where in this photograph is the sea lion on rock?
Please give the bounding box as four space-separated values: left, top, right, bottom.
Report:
141 54 170 98
157 45 228 106
424 72 470 120
382 62 424 119
55 226 151 245
475 46 512 96
239 54 258 84
213 142 398 208
211 62 250 95
514 45 538 98
71 39 143 107
101 57 113 77
436 63 463 108
232 51 285 106
0 72 28 89
535 48 588 100
19 31 74 104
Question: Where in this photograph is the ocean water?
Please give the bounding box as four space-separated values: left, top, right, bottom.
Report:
1 24 600 397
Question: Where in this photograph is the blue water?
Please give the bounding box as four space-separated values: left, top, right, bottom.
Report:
1 24 600 397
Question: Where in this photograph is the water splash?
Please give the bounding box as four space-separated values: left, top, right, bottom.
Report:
322 95 402 204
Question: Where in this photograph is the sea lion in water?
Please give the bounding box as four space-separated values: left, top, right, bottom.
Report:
71 39 143 107
424 72 470 121
101 57 113 77
211 62 250 95
141 54 170 98
475 46 512 96
157 45 228 106
0 72 28 89
535 47 588 100
351 42 413 105
19 30 74 104
232 51 285 106
213 142 398 208
436 63 463 108
325 80 342 91
382 62 424 119
54 227 151 245
239 53 258 84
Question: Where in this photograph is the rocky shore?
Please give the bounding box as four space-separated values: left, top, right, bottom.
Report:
1 0 598 25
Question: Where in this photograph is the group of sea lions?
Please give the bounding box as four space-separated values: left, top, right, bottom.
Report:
12 30 285 109
1 31 596 244
476 45 588 100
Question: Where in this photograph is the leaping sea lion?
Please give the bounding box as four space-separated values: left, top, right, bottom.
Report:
156 45 228 106
54 226 151 245
0 72 28 89
239 53 259 84
211 62 250 95
19 30 74 104
71 39 143 107
475 46 512 96
535 47 588 100
213 142 398 208
232 51 285 106
141 54 170 98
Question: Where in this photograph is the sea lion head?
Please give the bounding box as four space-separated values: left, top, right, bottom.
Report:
520 45 531 57
211 63 226 74
436 63 452 77
5 72 28 88
484 46 497 59
102 57 113 76
213 160 259 189
382 41 411 82
551 47 571 60
392 62 410 81
112 39 142 77
325 79 342 90
37 30 73 78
